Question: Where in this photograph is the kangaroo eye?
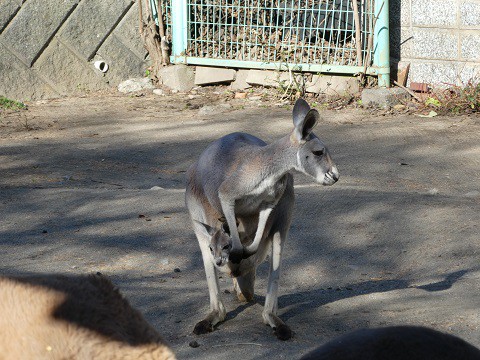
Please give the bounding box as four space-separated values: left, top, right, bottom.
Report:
312 150 324 157
209 245 214 252
222 244 230 251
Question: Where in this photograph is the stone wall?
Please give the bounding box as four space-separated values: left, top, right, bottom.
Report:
391 0 480 86
0 0 147 101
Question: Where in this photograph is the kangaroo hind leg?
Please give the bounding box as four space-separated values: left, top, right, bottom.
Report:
263 231 292 341
192 222 227 335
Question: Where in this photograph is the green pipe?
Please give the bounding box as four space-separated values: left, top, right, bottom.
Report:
171 56 379 76
373 0 390 87
171 0 187 58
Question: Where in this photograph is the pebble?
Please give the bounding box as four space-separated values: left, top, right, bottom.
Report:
234 92 247 99
153 89 165 96
189 340 200 348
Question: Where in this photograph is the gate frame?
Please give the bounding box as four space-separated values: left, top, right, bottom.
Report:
170 0 390 87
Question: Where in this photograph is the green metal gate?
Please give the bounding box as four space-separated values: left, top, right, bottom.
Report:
157 1 389 86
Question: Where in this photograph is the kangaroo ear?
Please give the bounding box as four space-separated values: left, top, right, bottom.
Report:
293 98 310 127
194 220 216 237
293 104 319 142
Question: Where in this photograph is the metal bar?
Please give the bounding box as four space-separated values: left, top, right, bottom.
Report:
171 55 379 75
373 0 390 87
171 0 187 58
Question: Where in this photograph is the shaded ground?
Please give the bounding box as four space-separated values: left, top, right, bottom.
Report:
1 92 479 359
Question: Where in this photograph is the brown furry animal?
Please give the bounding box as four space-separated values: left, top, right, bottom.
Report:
299 325 480 360
0 273 176 360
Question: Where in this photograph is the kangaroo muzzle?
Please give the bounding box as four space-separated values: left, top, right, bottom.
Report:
323 165 339 185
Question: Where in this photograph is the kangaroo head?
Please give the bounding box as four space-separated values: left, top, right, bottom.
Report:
196 221 232 267
291 98 339 186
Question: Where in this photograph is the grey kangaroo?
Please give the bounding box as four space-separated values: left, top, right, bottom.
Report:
299 325 480 360
185 98 339 340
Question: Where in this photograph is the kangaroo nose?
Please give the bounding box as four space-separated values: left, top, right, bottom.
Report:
330 165 339 181
216 259 223 266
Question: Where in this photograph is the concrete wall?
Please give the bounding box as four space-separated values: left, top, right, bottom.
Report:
1 1 479 101
0 0 148 101
391 0 480 86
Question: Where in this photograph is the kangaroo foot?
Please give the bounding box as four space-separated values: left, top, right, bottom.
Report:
274 324 293 341
193 320 213 335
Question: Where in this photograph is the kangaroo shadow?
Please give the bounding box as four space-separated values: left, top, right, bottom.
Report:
415 270 468 292
228 269 471 323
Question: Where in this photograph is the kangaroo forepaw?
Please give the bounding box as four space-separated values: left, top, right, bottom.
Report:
274 324 293 341
193 320 213 335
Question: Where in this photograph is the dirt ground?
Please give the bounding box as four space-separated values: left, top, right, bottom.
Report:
1 90 479 359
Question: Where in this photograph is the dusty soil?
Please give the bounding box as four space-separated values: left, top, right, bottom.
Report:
1 90 479 359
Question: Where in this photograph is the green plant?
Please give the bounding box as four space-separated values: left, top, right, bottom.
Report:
425 97 441 107
421 79 480 115
0 96 26 110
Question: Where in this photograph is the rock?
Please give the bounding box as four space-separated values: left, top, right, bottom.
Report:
198 103 232 116
158 64 195 92
361 87 410 108
306 75 360 95
246 69 290 87
153 88 164 96
234 92 247 99
393 104 406 111
230 69 252 90
195 66 235 85
465 191 479 198
117 78 154 93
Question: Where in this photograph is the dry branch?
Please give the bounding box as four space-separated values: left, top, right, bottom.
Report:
351 0 362 66
138 0 168 82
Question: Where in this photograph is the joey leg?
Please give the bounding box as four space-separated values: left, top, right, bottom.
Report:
232 271 255 302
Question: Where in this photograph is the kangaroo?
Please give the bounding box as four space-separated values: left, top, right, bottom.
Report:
185 98 339 340
299 325 480 360
0 273 176 360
